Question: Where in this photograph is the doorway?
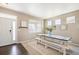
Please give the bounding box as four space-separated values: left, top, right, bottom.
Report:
0 17 17 46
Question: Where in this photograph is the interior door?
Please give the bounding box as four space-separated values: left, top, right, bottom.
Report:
0 17 16 46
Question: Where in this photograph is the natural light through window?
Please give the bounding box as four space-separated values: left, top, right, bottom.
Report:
47 20 52 26
55 19 61 25
13 21 16 41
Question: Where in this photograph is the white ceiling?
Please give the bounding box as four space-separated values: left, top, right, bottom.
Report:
1 3 79 19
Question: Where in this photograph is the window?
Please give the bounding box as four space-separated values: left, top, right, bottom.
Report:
66 16 75 24
47 20 52 26
55 19 61 25
28 20 43 33
12 21 16 41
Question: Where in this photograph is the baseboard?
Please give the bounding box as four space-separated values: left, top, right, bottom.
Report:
0 43 20 48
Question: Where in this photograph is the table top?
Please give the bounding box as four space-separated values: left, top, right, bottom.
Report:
37 34 72 41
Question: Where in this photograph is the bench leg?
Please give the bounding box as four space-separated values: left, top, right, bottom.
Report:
63 48 66 55
44 44 48 48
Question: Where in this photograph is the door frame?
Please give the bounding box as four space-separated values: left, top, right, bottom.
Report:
0 13 18 45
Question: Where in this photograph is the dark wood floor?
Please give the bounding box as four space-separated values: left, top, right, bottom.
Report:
0 43 28 55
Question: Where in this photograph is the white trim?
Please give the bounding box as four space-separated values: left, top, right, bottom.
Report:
0 12 18 44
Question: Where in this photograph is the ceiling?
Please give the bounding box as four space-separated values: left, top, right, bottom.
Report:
1 3 79 19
